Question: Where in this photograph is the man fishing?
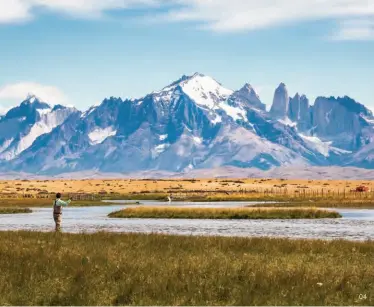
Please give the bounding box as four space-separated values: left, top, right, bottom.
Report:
53 193 71 231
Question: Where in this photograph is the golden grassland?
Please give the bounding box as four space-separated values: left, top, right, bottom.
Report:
0 207 32 214
1 177 373 197
0 231 373 306
2 178 374 208
109 206 341 219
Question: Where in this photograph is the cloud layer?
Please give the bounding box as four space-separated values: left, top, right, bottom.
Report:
0 82 70 106
0 0 157 23
0 0 373 40
165 0 373 31
333 18 374 41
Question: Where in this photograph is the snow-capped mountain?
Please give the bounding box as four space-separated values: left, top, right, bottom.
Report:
0 73 373 175
0 96 77 162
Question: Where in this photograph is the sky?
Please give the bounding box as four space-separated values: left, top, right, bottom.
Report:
0 0 373 113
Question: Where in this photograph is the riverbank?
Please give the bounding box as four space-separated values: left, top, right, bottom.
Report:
0 198 124 208
0 231 372 305
251 199 374 209
109 207 341 219
106 193 374 208
3 193 374 210
0 207 32 214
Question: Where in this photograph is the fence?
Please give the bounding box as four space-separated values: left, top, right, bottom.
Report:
166 187 374 200
2 187 374 200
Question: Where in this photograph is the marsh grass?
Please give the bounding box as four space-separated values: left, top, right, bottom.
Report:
0 232 373 305
0 207 32 214
108 206 341 219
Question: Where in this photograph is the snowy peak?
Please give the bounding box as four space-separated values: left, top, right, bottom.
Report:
149 73 244 124
5 96 51 121
174 74 253 123
0 96 77 161
236 83 259 98
21 95 52 112
156 73 233 108
179 73 233 109
24 94 44 103
230 83 266 111
243 83 255 91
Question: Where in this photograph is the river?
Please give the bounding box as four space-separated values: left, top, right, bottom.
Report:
1 200 374 241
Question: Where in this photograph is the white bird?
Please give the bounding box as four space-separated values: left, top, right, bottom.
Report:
167 196 172 203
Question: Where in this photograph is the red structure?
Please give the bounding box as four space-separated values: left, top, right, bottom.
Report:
353 186 369 192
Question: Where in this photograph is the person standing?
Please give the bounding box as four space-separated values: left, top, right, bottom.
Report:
53 193 71 231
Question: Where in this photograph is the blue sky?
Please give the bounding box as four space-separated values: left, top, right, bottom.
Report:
0 0 373 112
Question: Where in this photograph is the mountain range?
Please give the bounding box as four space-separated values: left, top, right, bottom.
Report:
0 72 373 176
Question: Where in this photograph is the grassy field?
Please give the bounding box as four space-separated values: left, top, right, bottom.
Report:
0 207 32 214
0 231 373 306
2 178 374 208
109 206 341 219
1 178 373 198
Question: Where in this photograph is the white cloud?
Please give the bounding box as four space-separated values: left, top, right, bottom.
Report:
0 0 373 40
0 0 158 23
332 18 374 41
164 0 374 32
0 0 30 24
31 0 159 17
0 82 70 106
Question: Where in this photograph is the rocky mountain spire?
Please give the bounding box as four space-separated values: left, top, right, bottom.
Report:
288 93 311 131
270 83 289 119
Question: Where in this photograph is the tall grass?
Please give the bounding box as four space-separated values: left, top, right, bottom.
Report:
109 206 341 219
0 232 373 305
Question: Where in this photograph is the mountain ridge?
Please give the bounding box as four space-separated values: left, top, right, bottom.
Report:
0 72 373 175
